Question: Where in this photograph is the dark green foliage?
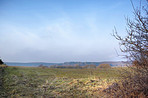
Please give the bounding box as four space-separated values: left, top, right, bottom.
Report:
0 65 8 97
0 59 4 65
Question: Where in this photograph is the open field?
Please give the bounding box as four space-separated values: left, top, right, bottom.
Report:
0 66 125 97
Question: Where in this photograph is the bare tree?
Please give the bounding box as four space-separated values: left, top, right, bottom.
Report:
113 0 148 69
105 0 148 97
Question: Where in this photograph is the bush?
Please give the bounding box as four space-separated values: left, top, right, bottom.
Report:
0 64 8 68
0 59 4 65
82 65 96 69
110 0 148 97
38 64 48 69
104 68 148 97
97 64 111 69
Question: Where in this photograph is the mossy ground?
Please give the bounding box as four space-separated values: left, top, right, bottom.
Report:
1 66 124 97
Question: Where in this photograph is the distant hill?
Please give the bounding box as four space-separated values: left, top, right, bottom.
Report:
5 61 127 67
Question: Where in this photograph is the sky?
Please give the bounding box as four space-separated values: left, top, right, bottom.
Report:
0 0 141 62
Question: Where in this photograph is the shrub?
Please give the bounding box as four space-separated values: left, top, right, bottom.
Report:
82 65 96 69
0 64 8 68
0 59 4 65
109 0 148 97
104 69 148 97
38 64 48 69
97 64 111 69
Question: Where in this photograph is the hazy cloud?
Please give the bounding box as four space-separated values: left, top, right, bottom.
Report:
0 0 132 62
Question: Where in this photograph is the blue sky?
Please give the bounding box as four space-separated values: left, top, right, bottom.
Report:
0 0 141 62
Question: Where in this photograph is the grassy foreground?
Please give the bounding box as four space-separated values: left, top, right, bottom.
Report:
1 66 123 97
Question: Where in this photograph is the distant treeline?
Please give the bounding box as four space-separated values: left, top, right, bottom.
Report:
5 61 127 67
39 64 111 69
50 64 96 69
55 61 126 66
60 62 101 66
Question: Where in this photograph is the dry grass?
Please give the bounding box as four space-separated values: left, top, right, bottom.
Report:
0 66 122 97
103 67 148 98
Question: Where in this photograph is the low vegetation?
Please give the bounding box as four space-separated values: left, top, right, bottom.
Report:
0 59 4 65
97 64 111 69
111 0 148 97
0 1 147 97
0 66 122 97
